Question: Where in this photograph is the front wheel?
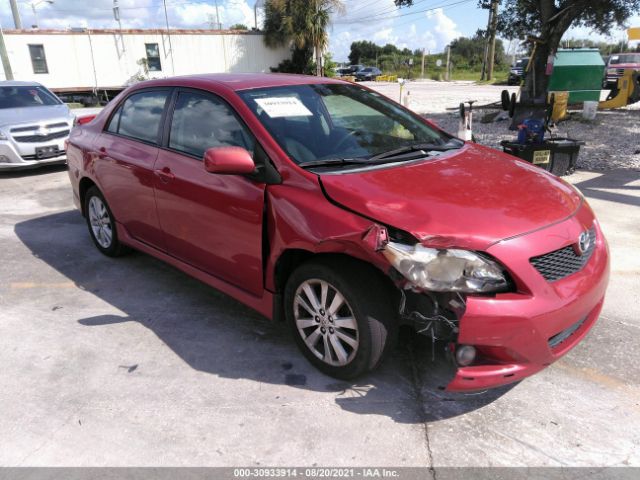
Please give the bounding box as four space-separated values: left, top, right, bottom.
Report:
284 259 397 379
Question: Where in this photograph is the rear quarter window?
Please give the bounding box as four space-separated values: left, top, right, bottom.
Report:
106 90 170 144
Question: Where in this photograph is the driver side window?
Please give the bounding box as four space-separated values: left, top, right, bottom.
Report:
169 91 254 159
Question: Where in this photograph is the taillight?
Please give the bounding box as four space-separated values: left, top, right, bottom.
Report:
74 114 96 126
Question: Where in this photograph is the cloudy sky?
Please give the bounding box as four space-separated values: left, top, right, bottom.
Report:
0 0 637 61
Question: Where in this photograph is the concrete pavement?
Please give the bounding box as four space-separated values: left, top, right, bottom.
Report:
0 165 638 467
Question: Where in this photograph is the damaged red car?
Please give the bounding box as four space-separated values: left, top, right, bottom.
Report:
66 74 609 391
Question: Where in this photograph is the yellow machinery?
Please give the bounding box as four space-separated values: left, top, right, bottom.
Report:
599 69 640 109
547 91 569 122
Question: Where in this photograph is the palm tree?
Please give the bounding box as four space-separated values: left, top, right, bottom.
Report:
308 0 344 76
263 0 344 76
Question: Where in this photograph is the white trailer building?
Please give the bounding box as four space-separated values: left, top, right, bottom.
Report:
0 28 290 100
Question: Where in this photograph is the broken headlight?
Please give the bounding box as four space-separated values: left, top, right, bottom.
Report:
383 241 509 293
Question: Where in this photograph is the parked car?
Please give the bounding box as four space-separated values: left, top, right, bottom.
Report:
507 58 529 85
66 73 609 391
355 67 382 81
603 52 640 89
0 81 75 171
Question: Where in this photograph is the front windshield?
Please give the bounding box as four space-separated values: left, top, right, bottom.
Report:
0 85 62 109
238 83 449 165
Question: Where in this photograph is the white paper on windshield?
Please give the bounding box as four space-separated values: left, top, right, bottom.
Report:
255 97 312 118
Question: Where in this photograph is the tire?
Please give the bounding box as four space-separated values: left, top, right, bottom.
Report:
501 89 510 110
284 258 397 379
84 186 128 257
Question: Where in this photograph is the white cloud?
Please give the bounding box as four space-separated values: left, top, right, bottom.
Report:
0 0 256 30
425 8 462 49
328 3 462 62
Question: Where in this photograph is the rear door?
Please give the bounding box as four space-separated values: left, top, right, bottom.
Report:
93 89 171 250
153 88 266 296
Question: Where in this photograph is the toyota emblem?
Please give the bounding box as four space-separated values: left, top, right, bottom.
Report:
577 231 591 255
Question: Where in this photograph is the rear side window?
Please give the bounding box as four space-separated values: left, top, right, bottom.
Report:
107 90 169 144
168 91 254 158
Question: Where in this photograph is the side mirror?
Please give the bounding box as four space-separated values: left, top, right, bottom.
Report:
203 146 255 175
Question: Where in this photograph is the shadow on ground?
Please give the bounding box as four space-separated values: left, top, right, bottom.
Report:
14 210 514 423
0 164 68 179
572 168 640 208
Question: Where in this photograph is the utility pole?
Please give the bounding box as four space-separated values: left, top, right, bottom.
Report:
480 1 493 81
254 0 259 30
214 0 222 29
10 0 22 29
162 0 175 75
0 21 14 80
421 49 425 78
486 0 499 81
445 44 451 81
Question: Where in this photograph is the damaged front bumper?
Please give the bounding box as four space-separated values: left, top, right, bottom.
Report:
388 210 610 392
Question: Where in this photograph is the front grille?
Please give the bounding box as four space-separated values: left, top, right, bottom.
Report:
10 122 69 133
20 152 65 161
530 227 596 282
13 130 69 143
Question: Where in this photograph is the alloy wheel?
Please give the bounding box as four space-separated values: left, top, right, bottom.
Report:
88 196 113 249
293 279 359 366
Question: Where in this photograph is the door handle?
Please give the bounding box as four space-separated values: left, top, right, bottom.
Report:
155 167 175 183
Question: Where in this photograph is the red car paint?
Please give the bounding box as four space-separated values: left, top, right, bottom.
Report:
66 73 609 391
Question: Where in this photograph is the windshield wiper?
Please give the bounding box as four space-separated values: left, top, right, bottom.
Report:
368 139 464 163
299 139 464 169
299 158 372 169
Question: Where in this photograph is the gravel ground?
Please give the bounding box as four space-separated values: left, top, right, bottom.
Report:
367 80 640 171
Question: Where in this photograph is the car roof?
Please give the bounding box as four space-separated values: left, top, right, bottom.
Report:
131 73 347 92
0 80 44 87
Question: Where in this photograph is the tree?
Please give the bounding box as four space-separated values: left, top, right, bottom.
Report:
450 34 505 68
229 23 248 30
395 0 640 99
262 0 344 76
494 1 640 100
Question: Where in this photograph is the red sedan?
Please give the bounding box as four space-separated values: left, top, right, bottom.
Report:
66 74 609 391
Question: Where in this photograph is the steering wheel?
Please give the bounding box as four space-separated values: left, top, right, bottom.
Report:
333 129 361 151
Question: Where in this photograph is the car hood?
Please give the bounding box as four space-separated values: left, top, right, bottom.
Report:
0 104 72 128
319 144 582 250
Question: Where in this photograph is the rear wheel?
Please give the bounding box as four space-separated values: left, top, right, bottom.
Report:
84 186 128 257
284 259 397 379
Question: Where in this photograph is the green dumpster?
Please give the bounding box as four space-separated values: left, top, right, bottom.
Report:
548 49 604 103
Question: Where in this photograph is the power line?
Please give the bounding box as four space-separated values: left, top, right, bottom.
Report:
334 0 472 25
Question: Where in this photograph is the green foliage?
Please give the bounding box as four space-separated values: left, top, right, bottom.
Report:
492 0 640 98
449 34 506 68
323 53 337 77
263 0 344 75
495 0 640 41
229 23 248 30
561 38 635 55
348 41 412 65
270 45 314 74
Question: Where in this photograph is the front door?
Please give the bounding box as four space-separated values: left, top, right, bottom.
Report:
153 89 266 296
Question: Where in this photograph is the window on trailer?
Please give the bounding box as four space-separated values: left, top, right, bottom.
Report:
145 43 162 71
29 45 48 74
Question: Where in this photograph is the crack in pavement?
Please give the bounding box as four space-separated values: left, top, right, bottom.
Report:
406 342 437 480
